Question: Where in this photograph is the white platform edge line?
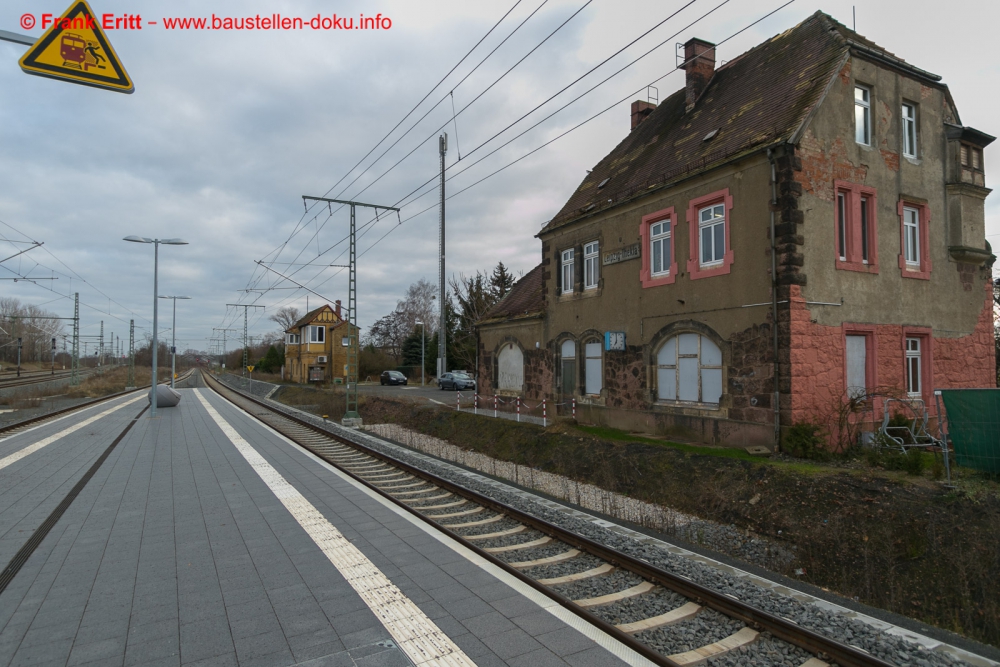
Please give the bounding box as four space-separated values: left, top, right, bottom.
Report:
264 402 998 667
0 393 146 470
200 387 656 667
192 390 475 667
0 390 145 444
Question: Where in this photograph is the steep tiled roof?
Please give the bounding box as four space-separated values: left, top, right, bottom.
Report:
542 11 909 233
286 304 339 333
479 264 544 324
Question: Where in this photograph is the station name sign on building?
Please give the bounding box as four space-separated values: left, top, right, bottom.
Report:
603 243 640 266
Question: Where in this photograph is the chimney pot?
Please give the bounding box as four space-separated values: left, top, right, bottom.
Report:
335 300 342 318
630 100 656 130
683 38 716 110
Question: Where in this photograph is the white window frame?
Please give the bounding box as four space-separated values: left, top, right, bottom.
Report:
860 196 870 264
698 204 726 268
309 325 325 343
905 337 921 397
650 220 672 277
855 85 871 145
561 249 574 294
583 241 599 290
901 103 917 158
655 334 723 405
584 340 602 396
286 333 300 345
903 206 920 267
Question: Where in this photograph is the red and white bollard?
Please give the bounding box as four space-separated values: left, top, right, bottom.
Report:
516 398 521 422
474 393 478 415
456 391 460 411
543 399 547 428
572 397 576 420
494 394 498 418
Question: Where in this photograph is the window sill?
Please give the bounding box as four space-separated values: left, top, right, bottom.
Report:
899 258 931 280
652 399 726 416
687 250 734 280
641 271 676 288
836 260 879 274
904 155 921 165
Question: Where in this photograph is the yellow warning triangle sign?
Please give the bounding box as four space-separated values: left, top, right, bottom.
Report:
19 0 133 94
247 366 255 373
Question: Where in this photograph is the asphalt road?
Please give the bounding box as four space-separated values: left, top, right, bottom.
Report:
357 381 476 406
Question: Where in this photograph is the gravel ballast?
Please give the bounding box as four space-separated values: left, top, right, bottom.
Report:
636 608 744 656
214 376 980 667
591 587 689 626
551 569 643 602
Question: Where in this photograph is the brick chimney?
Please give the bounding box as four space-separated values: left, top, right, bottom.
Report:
631 100 656 130
335 300 341 318
683 38 716 111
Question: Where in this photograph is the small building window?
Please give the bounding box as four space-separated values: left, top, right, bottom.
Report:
834 181 878 272
561 249 574 294
286 333 300 345
584 242 599 289
650 221 671 277
560 339 576 394
655 333 723 405
855 85 871 145
584 340 602 395
845 334 870 399
905 337 921 397
698 204 726 267
902 103 917 158
903 206 920 267
309 325 325 343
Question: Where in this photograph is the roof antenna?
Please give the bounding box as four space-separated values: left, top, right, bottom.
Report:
853 6 856 31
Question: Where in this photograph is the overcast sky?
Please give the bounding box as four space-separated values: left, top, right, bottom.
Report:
0 0 996 355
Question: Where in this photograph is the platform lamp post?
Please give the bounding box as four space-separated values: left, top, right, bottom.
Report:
415 320 425 387
123 236 188 417
159 295 191 389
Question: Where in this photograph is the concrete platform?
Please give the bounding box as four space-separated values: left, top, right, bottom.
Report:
0 387 648 667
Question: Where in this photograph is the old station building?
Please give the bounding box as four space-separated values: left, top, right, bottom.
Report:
477 12 995 447
284 302 358 384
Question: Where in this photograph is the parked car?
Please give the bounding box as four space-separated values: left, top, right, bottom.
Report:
438 372 476 391
380 370 408 386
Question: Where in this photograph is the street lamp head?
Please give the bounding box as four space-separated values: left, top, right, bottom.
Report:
415 320 422 325
160 238 188 245
159 295 192 300
123 235 153 243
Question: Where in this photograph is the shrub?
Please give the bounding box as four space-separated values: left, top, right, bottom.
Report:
783 422 827 459
902 448 926 476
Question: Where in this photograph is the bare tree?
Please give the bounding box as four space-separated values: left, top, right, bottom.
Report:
269 306 301 333
363 279 438 360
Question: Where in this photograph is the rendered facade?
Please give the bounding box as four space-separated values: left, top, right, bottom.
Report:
476 12 995 447
283 302 358 384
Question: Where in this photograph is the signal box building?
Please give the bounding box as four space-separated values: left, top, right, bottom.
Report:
284 302 358 384
476 12 995 447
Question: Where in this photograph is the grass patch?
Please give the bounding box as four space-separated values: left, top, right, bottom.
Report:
572 424 755 459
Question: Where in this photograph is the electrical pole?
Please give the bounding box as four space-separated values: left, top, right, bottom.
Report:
301 195 399 428
214 327 238 371
225 305 263 376
127 320 135 389
438 132 447 377
71 293 80 385
99 320 104 367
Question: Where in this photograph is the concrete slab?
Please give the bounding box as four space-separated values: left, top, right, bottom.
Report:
0 386 648 667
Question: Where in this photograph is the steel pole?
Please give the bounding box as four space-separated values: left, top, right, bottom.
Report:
151 242 159 418
438 133 447 377
421 324 425 387
171 298 177 389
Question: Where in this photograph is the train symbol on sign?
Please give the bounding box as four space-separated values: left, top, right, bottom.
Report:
60 33 106 71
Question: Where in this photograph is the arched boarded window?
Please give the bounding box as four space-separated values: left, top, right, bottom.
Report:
656 333 722 404
584 340 602 395
560 339 576 395
497 343 524 392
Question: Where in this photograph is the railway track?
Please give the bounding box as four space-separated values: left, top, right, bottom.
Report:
203 370 896 667
0 368 93 390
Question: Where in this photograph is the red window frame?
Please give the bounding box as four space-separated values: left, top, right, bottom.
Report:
640 207 677 288
901 327 932 402
897 199 932 280
686 189 734 280
841 324 877 398
833 181 878 273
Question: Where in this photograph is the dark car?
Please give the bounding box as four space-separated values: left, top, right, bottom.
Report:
380 370 408 386
438 372 476 391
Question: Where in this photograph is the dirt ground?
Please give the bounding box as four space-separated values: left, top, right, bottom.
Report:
328 395 1000 648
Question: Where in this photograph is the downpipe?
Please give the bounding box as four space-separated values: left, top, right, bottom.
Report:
768 148 781 449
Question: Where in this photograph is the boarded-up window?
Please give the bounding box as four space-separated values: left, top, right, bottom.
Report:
561 339 576 395
497 344 524 393
845 335 867 399
584 341 602 395
656 334 723 404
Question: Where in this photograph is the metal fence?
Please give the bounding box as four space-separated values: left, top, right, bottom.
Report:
451 392 578 428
